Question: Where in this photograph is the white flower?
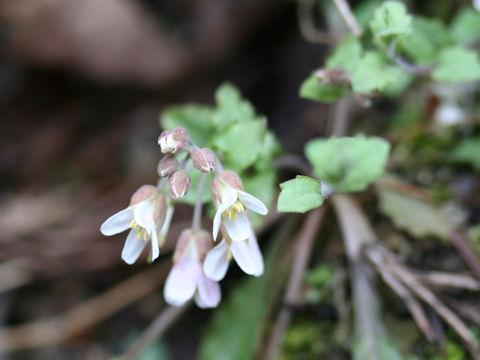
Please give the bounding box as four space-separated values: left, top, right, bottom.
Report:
164 229 221 308
211 171 268 242
100 185 172 265
203 228 263 281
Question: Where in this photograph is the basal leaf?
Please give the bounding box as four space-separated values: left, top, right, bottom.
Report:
212 83 257 130
212 120 265 172
300 74 349 103
326 36 363 73
370 1 412 41
432 46 480 83
449 137 480 170
277 176 325 213
351 52 403 93
305 136 390 193
450 8 480 45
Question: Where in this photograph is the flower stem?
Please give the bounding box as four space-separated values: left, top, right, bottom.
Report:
192 173 207 231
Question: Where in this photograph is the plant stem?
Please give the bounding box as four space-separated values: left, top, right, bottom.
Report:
121 304 190 360
192 173 207 231
265 207 326 359
332 0 363 37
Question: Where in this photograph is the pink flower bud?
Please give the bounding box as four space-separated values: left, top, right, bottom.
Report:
158 127 189 154
129 185 158 206
157 155 179 177
192 148 216 173
169 170 191 199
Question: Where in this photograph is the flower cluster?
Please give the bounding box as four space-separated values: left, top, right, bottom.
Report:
100 127 268 308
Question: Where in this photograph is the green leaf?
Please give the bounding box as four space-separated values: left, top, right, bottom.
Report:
300 74 349 103
351 52 403 93
305 136 390 193
326 36 363 73
277 176 325 213
160 105 214 147
212 83 257 130
370 1 412 41
449 137 480 170
354 0 383 29
450 8 480 45
402 17 452 64
212 120 265 172
432 46 480 83
377 187 451 239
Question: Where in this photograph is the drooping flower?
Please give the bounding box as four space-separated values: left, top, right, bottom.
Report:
203 227 264 281
211 171 268 242
100 185 171 264
164 229 221 308
158 127 189 154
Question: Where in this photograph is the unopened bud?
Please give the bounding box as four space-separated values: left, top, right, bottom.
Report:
157 155 179 177
130 185 158 206
192 148 216 173
169 170 191 199
158 127 189 154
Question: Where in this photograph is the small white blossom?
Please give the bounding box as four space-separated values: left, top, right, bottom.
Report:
211 171 268 242
164 229 221 308
203 228 263 281
100 185 171 264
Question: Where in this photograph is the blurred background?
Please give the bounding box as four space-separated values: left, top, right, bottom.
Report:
1 0 479 359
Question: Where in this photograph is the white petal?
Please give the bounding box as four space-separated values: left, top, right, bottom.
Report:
238 192 268 215
212 209 223 241
160 205 174 237
134 200 155 233
223 212 250 241
150 230 160 262
194 268 221 308
100 208 133 236
231 236 264 276
219 185 238 210
163 257 197 306
212 185 238 241
121 229 147 265
203 239 230 281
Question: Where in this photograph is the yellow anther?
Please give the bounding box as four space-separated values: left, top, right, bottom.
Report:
130 219 150 242
222 200 244 221
227 249 233 260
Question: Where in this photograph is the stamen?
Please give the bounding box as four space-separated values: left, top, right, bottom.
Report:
130 219 150 242
222 200 245 221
